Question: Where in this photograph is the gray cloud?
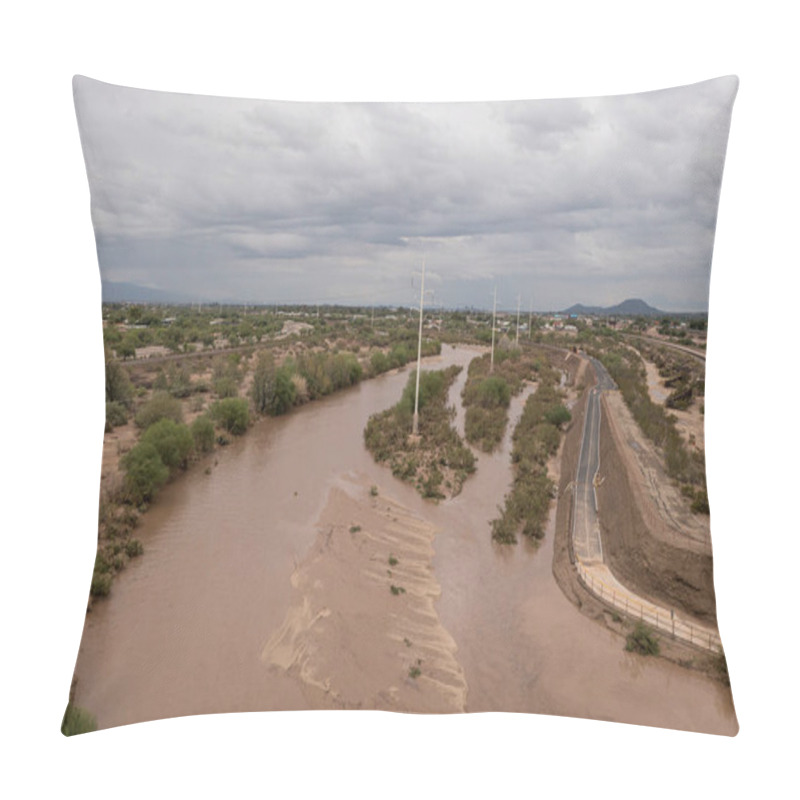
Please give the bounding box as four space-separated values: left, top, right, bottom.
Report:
75 75 738 311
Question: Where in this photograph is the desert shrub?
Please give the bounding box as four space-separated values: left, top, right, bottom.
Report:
121 442 170 503
691 488 710 515
153 370 169 392
396 369 446 415
167 364 193 398
291 373 309 403
213 376 239 398
105 401 128 431
125 538 144 557
464 406 506 452
191 415 216 453
625 622 660 656
90 570 112 598
134 391 183 429
61 704 97 736
370 350 391 375
210 397 250 434
328 352 363 389
474 376 511 409
544 404 571 428
268 366 297 415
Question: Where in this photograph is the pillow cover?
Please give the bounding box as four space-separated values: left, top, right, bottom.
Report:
64 75 738 736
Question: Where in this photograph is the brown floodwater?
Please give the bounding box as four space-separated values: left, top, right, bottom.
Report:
72 345 736 734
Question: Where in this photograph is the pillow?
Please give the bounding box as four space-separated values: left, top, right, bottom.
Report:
64 75 738 736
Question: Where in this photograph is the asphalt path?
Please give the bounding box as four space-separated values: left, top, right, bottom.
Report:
572 357 615 563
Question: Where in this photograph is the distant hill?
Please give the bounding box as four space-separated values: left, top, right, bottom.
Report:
562 298 664 317
102 281 194 304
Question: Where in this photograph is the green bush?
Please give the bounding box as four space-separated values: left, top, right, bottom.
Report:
61 704 97 736
90 570 112 597
625 622 660 656
370 350 391 375
210 397 250 435
134 391 183 429
268 366 298 415
544 404 571 428
121 442 170 503
474 376 511 409
191 415 216 453
140 418 194 470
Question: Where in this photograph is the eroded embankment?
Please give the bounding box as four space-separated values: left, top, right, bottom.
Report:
595 397 717 624
262 482 467 712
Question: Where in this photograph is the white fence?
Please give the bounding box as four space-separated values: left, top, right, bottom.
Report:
575 559 722 653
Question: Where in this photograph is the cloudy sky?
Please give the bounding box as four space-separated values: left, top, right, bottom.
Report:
74 75 737 311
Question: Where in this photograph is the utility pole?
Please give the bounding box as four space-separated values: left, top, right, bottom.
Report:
516 293 521 346
490 285 497 374
412 258 427 437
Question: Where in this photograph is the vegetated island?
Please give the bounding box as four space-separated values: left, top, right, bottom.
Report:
363 365 475 500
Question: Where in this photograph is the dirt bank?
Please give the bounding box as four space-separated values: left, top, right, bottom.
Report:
262 480 467 712
595 395 717 624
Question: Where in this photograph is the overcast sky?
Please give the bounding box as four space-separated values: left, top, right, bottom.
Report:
74 75 737 311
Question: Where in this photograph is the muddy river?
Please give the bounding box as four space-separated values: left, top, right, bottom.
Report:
73 345 737 734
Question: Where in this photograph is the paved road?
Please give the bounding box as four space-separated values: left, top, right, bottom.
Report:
572 358 615 564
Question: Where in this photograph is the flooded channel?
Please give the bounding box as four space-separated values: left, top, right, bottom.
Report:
72 345 736 734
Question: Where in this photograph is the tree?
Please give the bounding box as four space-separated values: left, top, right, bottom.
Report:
116 334 137 360
104 348 133 405
122 442 169 503
544 404 571 428
140 418 194 469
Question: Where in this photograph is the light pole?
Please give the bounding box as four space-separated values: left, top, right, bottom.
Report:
412 258 432 437
516 293 521 346
490 285 497 373
528 296 533 339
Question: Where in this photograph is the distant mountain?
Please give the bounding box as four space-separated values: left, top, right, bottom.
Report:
562 298 664 317
102 281 194 304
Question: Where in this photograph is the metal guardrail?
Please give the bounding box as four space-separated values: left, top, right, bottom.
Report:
574 559 722 653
